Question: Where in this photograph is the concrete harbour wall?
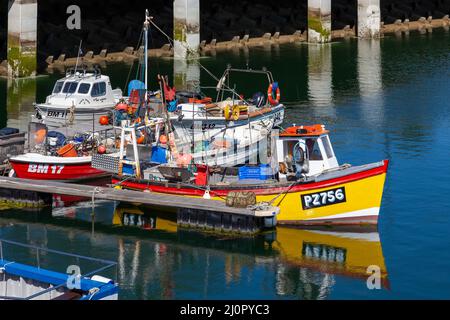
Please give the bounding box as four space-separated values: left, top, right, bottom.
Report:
0 0 450 74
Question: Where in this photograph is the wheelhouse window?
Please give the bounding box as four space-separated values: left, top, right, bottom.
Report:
321 136 334 159
91 82 107 97
306 138 323 161
62 82 78 94
53 81 64 94
78 83 91 94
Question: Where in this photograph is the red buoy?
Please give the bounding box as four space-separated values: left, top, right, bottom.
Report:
97 145 106 154
99 115 109 125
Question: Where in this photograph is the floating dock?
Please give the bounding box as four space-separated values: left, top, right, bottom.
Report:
0 177 278 234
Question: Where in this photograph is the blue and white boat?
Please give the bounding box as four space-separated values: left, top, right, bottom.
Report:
0 239 118 300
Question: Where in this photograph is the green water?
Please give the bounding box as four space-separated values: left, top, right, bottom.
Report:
1 29 450 299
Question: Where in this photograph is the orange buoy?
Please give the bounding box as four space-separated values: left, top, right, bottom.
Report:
137 135 145 144
159 135 168 144
99 115 110 125
97 145 106 154
57 144 77 157
116 103 128 111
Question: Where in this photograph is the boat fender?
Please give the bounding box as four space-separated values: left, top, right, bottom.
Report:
159 135 168 144
97 145 106 154
136 135 145 144
8 169 16 178
115 103 128 111
267 82 281 106
99 115 110 126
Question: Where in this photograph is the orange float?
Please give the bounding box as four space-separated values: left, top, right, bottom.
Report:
159 135 168 144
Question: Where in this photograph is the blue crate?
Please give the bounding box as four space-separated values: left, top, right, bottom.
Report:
122 164 135 175
238 164 273 180
151 146 168 164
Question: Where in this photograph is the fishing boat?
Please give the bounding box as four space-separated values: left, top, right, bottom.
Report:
8 123 116 182
32 65 123 128
165 67 285 138
112 124 389 226
10 12 160 183
0 239 118 300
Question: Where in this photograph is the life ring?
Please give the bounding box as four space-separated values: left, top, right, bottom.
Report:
267 82 281 106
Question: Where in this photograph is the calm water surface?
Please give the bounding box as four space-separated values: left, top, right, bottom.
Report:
1 29 450 299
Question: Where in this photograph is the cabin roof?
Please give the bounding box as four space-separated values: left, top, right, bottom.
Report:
60 73 109 83
280 125 329 137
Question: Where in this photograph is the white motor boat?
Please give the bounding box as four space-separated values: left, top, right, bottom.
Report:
32 66 123 129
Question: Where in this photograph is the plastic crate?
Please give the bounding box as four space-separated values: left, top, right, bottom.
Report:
238 164 273 180
122 164 135 175
151 146 168 164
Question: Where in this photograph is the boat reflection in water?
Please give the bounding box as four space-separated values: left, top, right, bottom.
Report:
1 202 388 299
111 203 389 299
272 226 389 299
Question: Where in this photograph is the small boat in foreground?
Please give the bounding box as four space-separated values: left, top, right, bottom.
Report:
113 124 389 226
0 239 118 300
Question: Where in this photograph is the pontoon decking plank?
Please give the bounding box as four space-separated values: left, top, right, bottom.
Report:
0 177 256 216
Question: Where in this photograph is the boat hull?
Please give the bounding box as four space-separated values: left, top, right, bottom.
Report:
172 105 285 134
10 158 108 182
113 160 389 226
32 105 113 131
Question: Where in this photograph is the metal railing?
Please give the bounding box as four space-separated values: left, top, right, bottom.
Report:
0 238 117 300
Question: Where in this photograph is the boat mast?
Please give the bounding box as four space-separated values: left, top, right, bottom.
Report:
144 10 150 102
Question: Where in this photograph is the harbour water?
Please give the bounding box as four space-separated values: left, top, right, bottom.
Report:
1 29 450 299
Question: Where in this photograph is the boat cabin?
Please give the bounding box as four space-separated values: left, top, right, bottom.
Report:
276 125 339 179
40 67 122 109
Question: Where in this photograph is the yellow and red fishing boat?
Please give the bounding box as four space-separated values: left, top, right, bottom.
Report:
112 124 389 226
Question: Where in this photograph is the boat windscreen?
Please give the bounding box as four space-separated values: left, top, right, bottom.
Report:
53 81 64 94
62 81 78 94
91 82 107 97
78 83 91 94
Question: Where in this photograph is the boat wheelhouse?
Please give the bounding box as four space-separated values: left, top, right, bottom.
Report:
32 66 123 128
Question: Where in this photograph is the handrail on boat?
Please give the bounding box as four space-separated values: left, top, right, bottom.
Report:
0 238 117 300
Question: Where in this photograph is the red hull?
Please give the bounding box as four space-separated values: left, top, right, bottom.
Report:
113 160 389 197
10 160 108 182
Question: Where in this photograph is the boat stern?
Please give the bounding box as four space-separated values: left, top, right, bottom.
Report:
277 160 390 226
